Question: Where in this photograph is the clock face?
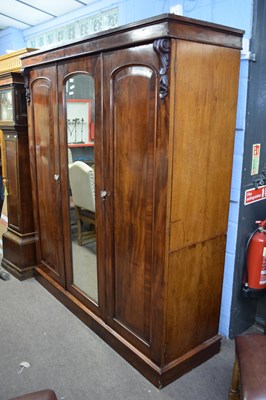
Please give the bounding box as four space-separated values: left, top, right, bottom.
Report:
0 90 13 121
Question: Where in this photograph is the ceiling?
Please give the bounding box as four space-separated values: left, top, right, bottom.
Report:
0 0 95 31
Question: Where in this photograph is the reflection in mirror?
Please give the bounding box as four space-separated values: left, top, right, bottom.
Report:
0 90 13 120
65 73 98 303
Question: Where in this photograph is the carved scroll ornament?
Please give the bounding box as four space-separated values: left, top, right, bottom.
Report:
22 69 30 104
153 38 170 102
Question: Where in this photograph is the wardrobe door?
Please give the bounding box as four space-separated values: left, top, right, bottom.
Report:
58 56 105 316
103 44 167 359
28 65 66 285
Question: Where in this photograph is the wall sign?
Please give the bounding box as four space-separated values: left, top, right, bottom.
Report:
244 185 266 205
251 143 261 175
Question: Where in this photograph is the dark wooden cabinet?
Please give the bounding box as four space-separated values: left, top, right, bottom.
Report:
21 14 243 387
0 70 36 280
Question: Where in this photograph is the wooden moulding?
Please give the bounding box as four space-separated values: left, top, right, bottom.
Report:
35 267 221 388
0 48 37 74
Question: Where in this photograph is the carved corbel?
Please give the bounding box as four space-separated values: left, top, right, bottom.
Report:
153 38 170 102
22 68 30 105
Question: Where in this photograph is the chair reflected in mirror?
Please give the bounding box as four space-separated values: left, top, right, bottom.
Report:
68 147 73 165
69 161 96 246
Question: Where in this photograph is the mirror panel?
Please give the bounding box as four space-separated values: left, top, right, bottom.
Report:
0 90 13 121
65 73 98 303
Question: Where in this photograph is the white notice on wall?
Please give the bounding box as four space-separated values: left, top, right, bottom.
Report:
251 143 261 175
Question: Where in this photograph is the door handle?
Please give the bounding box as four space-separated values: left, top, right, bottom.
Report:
100 190 108 200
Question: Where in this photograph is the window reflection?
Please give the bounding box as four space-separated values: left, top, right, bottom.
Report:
66 76 95 146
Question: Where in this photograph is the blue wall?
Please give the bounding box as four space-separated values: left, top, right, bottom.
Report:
0 0 253 337
0 0 253 53
0 27 25 54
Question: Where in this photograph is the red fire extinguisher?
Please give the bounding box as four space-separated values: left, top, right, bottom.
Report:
242 220 266 297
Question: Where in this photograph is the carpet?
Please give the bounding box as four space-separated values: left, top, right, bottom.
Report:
0 273 243 400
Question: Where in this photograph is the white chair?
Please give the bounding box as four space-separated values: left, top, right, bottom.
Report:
68 161 95 245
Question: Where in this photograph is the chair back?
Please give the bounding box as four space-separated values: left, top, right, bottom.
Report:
69 161 95 212
68 147 73 164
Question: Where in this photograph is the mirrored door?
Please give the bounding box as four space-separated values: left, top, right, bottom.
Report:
58 57 104 314
66 73 98 302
